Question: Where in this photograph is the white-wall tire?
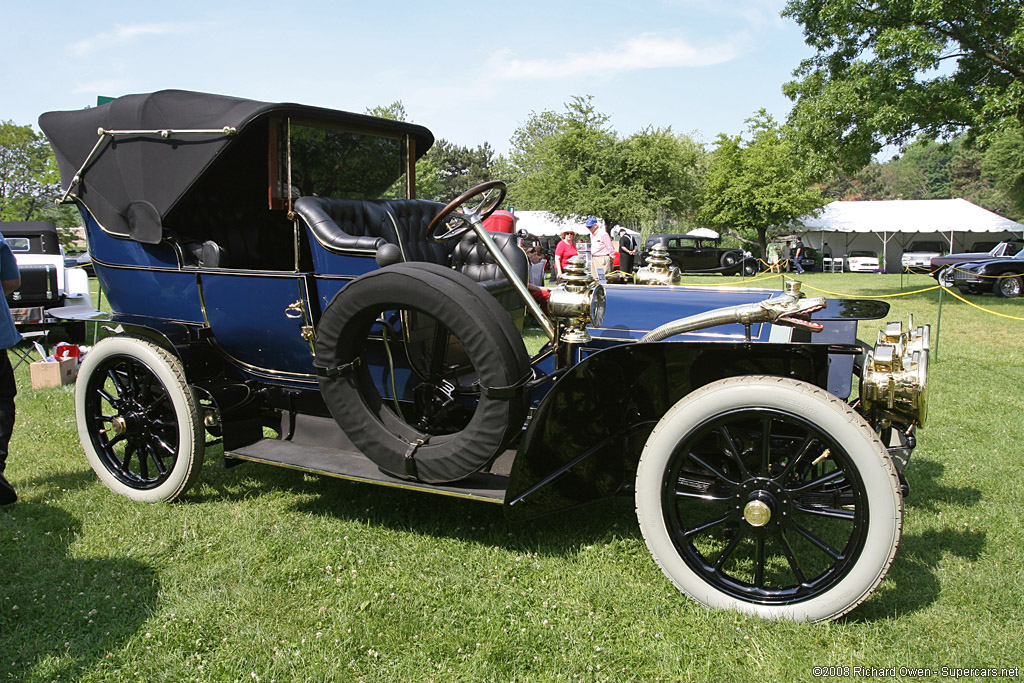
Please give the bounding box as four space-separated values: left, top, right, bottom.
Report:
635 375 902 622
75 337 204 502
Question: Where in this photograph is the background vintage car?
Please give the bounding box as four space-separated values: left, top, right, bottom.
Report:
930 239 1023 273
642 232 758 275
948 253 1024 297
0 220 90 340
900 239 947 272
846 250 880 272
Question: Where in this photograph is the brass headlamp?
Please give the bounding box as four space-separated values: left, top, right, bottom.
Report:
548 255 605 344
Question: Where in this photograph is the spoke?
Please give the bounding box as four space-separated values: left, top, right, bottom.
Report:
775 434 817 482
148 445 168 475
790 468 847 494
688 452 740 487
712 530 745 571
681 511 733 539
674 489 732 502
779 531 808 584
792 521 842 561
146 393 169 413
753 537 766 587
759 416 772 476
138 443 149 479
107 367 127 398
718 425 752 479
795 504 856 521
106 433 127 448
97 388 119 408
151 434 177 458
121 443 136 473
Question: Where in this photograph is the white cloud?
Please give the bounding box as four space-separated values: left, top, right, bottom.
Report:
68 23 187 57
489 34 741 81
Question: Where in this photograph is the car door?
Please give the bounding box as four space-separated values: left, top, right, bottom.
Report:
200 270 318 378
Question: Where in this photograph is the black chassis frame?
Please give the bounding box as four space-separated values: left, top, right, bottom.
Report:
101 313 868 521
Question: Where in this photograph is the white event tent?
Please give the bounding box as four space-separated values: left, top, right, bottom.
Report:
794 199 1024 271
513 210 589 236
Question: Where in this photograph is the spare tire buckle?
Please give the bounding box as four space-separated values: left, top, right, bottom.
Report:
314 357 362 378
482 370 535 400
404 438 427 479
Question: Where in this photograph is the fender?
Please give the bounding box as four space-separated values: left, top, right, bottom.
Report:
504 340 834 521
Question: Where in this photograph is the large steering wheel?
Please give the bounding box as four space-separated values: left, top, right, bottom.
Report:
427 180 507 243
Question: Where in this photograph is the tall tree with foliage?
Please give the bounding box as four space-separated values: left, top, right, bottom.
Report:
0 121 66 223
782 0 1024 171
699 112 826 255
419 140 495 202
504 96 704 230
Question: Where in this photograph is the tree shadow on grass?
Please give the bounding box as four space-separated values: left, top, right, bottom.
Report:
0 504 157 682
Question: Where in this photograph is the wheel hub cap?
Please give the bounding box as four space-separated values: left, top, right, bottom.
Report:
743 499 772 527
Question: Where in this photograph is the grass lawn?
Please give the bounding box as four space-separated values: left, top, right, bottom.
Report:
1 273 1022 682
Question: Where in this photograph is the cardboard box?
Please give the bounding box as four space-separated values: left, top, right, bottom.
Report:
30 357 77 388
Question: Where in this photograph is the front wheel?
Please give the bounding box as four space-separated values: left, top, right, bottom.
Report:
994 274 1022 298
635 376 902 622
75 337 205 502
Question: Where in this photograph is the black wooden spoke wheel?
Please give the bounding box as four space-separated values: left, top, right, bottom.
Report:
76 337 204 502
636 376 902 622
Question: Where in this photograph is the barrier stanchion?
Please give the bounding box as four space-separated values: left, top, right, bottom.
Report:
935 285 943 362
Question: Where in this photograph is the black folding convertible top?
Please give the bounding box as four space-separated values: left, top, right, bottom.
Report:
39 90 435 242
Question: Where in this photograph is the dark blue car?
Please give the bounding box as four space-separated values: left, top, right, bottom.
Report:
41 90 930 622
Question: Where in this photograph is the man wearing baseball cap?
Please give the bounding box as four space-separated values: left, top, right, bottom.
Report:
586 217 614 279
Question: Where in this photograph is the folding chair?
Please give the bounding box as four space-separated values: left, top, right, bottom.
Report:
10 331 47 371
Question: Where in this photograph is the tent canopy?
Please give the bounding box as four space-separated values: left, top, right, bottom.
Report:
798 199 1024 234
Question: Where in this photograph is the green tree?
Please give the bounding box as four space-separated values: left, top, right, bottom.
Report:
419 140 496 202
0 121 65 223
782 0 1024 171
699 112 826 255
982 126 1024 216
504 96 704 230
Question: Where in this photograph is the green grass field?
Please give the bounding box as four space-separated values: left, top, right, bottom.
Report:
1 273 1022 682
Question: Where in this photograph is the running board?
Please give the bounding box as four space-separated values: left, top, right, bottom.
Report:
226 438 508 504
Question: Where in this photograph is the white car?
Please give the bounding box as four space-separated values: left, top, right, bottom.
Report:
846 250 880 272
900 240 945 272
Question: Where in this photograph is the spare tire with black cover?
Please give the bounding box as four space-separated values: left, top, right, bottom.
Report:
315 264 532 483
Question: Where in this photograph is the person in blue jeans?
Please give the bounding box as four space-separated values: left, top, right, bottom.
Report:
793 238 805 274
0 232 21 505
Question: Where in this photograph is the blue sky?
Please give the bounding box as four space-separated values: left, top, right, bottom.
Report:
1 0 815 154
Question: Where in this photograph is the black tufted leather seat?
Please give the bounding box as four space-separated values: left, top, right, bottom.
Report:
293 196 528 325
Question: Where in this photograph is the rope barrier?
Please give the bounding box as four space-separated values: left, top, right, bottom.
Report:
800 282 941 299
938 286 1024 321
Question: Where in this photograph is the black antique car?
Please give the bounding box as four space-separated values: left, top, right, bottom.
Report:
40 90 930 622
642 232 759 275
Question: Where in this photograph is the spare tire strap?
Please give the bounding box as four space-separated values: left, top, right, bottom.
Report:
482 370 535 400
313 357 362 378
403 438 428 480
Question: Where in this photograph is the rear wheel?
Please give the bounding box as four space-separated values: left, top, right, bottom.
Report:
994 274 1022 298
76 337 204 502
635 376 902 622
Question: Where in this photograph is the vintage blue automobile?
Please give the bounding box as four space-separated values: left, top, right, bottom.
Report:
40 90 929 622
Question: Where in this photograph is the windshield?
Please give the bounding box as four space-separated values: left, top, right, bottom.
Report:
280 120 409 201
